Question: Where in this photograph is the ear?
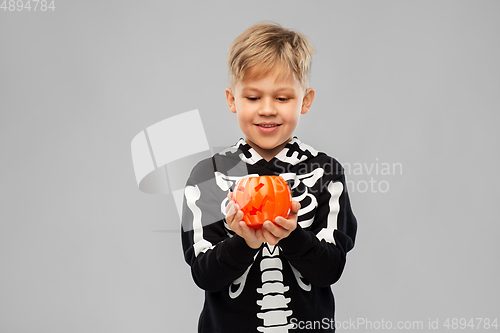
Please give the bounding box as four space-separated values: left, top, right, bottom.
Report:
301 88 315 114
226 88 237 113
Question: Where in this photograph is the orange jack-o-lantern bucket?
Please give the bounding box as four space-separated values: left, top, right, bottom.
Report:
233 175 292 229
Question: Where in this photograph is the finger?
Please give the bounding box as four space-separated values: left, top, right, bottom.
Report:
272 216 286 228
254 227 265 243
263 220 287 239
239 220 251 234
228 219 241 235
262 227 280 245
239 221 258 241
235 210 244 222
272 216 295 232
290 201 301 215
224 200 231 215
225 201 235 217
228 211 244 232
233 203 245 223
227 217 238 232
226 204 242 227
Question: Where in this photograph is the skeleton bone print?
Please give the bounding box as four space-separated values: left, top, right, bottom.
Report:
181 137 357 333
256 245 293 332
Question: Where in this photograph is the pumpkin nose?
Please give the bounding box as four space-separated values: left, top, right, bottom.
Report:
248 195 270 216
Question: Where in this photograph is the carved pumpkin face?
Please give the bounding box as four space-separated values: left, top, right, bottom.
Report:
233 175 292 229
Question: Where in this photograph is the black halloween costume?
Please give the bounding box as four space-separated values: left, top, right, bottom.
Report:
181 137 357 332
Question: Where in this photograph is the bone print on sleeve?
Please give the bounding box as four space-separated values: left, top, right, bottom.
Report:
278 159 357 288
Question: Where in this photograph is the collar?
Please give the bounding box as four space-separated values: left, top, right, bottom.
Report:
233 136 319 167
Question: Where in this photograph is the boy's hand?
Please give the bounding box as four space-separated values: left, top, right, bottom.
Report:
225 192 264 249
261 201 301 246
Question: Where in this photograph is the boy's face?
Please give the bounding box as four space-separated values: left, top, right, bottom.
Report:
226 68 315 161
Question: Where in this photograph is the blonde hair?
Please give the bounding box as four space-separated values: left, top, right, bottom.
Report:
227 21 315 92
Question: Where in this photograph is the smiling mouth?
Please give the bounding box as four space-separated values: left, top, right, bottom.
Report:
256 124 281 128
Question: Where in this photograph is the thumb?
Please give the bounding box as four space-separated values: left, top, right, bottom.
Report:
292 201 300 213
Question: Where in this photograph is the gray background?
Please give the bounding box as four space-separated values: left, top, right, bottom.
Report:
1 0 499 332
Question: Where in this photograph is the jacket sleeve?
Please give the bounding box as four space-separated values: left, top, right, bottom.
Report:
181 158 261 292
278 172 357 288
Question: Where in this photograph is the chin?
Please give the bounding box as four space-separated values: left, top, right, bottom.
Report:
262 142 285 150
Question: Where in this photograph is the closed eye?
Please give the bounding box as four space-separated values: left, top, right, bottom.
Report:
277 97 290 102
246 97 259 101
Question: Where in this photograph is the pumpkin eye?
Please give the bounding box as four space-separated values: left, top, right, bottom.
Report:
237 187 244 192
254 183 264 191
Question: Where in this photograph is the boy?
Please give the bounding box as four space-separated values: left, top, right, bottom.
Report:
181 22 357 332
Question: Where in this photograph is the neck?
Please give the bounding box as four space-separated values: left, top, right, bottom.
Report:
246 137 292 162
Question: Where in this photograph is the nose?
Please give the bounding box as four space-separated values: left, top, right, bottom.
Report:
257 97 278 116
